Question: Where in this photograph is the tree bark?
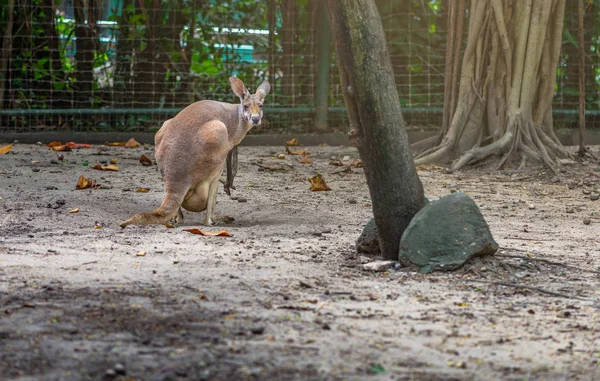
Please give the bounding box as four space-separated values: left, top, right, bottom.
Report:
327 0 426 260
415 0 570 172
577 0 586 155
0 0 15 110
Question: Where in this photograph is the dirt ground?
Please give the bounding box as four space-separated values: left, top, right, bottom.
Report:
1 142 599 381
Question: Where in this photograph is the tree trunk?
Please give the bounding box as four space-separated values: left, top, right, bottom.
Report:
415 0 570 172
327 0 426 260
74 0 100 109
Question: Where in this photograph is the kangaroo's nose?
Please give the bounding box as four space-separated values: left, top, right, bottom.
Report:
251 115 260 124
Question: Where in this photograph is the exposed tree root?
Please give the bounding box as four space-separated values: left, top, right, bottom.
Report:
415 0 569 172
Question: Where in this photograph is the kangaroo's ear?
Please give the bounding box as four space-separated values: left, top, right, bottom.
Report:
230 77 250 100
255 80 271 100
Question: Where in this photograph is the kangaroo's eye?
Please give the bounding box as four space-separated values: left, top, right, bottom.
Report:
259 104 263 109
243 105 249 110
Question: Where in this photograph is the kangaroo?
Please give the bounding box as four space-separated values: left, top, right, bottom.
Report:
120 77 270 228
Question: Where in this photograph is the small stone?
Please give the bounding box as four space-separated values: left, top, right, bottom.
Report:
277 154 285 159
99 159 108 164
528 204 535 210
566 207 574 214
312 232 323 237
342 156 350 161
362 260 395 272
550 177 560 183
590 194 599 201
583 218 591 225
58 154 64 161
110 158 118 165
114 363 126 375
32 168 40 172
50 160 59 164
36 141 42 145
237 197 247 203
105 369 117 379
250 326 265 335
583 189 591 195
348 198 357 204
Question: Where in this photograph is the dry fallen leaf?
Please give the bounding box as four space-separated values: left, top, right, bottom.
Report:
66 142 93 149
299 154 313 164
104 141 127 146
184 228 232 237
286 146 309 156
308 174 332 191
52 144 72 152
91 164 119 171
69 208 80 214
139 154 152 166
350 159 362 168
93 225 102 229
136 251 147 257
0 144 13 155
285 138 299 146
417 164 444 171
47 141 62 147
135 187 150 193
125 138 141 148
75 175 98 190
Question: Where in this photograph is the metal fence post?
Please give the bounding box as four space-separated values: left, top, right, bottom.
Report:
315 1 331 131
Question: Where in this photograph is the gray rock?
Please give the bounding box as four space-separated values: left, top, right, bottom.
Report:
398 192 498 273
356 218 380 254
356 197 430 255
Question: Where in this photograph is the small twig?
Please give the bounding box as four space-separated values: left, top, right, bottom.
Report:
497 250 600 274
466 279 591 301
60 260 98 270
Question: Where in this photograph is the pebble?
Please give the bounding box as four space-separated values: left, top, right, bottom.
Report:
528 204 535 210
50 160 59 164
114 363 126 375
362 260 395 272
104 369 117 378
58 154 64 161
583 189 591 195
237 197 247 203
277 154 285 159
32 168 40 172
348 198 357 204
591 194 599 201
36 141 42 145
550 177 560 183
566 207 574 214
250 326 265 335
583 218 591 225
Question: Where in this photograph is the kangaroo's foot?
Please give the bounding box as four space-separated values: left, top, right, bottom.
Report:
167 208 184 226
203 214 234 226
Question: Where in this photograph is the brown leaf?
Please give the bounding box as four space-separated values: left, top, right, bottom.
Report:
69 208 80 214
350 159 362 168
139 154 152 165
184 228 232 237
66 142 93 149
75 175 98 190
0 144 13 155
308 174 332 191
125 138 141 148
286 146 309 156
135 187 150 193
52 144 72 152
47 141 62 147
104 141 127 147
285 138 299 146
299 154 313 164
91 164 119 171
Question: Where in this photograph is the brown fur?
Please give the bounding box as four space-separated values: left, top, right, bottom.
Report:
120 77 270 228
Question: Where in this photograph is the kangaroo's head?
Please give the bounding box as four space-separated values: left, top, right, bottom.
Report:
230 77 270 127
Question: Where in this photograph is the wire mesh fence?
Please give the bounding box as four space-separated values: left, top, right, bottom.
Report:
0 0 599 136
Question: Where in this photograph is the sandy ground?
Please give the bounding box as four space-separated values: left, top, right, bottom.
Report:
1 142 600 381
